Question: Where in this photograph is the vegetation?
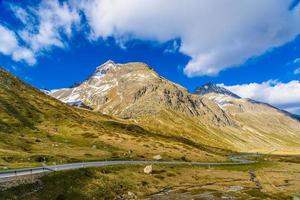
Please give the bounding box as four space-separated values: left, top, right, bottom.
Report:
0 68 226 169
1 68 300 199
1 161 299 199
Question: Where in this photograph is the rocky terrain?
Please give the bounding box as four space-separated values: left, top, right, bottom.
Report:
50 61 233 126
0 67 225 169
50 61 300 154
195 83 300 154
1 62 300 199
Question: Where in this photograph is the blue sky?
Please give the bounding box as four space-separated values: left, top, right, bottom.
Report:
0 0 300 113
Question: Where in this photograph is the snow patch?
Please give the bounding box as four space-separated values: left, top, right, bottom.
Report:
208 94 235 108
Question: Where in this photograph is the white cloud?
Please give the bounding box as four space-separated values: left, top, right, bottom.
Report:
9 5 32 25
0 0 80 65
75 0 300 76
19 0 80 52
294 68 300 74
2 0 300 75
164 40 180 54
0 25 18 55
220 80 300 114
294 57 300 64
0 25 36 65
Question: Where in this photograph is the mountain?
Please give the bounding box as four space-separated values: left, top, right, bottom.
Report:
50 61 300 154
50 61 234 124
195 83 240 98
197 83 300 122
0 67 225 168
194 83 300 153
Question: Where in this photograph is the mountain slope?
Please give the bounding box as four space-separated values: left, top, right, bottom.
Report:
50 61 300 154
50 61 234 125
50 61 241 149
195 83 240 98
0 68 226 168
195 84 300 154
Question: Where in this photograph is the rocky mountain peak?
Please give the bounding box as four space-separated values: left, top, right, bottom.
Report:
194 83 240 99
93 60 119 77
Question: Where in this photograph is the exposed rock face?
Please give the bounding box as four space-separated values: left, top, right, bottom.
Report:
50 61 235 126
195 83 240 99
196 89 300 153
50 61 300 153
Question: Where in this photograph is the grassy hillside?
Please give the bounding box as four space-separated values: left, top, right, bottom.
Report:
0 68 228 169
1 160 300 199
49 62 300 155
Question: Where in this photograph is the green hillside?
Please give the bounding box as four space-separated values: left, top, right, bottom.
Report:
0 68 225 169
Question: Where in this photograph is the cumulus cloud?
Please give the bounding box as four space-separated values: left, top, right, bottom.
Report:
18 0 81 52
75 0 300 76
0 25 35 65
1 0 300 75
220 80 300 114
0 0 80 65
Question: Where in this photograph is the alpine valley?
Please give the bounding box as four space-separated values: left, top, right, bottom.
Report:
50 60 300 155
1 61 300 199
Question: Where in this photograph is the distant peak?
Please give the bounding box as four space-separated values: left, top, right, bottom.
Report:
97 60 116 69
93 60 118 77
104 59 115 65
194 83 240 98
202 82 215 89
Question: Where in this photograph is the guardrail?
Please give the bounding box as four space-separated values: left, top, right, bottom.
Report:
0 167 55 178
0 157 256 179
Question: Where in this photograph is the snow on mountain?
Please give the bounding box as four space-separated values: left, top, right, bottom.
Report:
48 61 300 153
40 89 50 95
195 83 240 99
93 60 119 78
194 83 243 108
49 61 237 126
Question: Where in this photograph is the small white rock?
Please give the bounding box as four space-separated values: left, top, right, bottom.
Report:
144 165 153 174
153 155 162 160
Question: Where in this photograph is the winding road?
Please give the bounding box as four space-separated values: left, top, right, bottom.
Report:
0 155 256 179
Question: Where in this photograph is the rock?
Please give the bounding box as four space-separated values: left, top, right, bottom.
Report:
153 154 162 160
127 191 137 199
228 185 244 192
144 165 153 174
92 145 97 149
118 191 137 200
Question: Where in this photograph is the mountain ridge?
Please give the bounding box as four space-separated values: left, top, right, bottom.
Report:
194 83 241 99
49 61 300 154
0 67 228 168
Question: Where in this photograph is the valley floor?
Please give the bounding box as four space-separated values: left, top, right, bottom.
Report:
1 155 300 200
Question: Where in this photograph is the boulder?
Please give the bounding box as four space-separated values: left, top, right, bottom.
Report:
153 155 162 160
144 165 153 174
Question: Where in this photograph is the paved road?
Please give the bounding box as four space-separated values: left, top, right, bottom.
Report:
0 155 256 179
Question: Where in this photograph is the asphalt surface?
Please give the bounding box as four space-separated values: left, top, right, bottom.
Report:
0 156 256 179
